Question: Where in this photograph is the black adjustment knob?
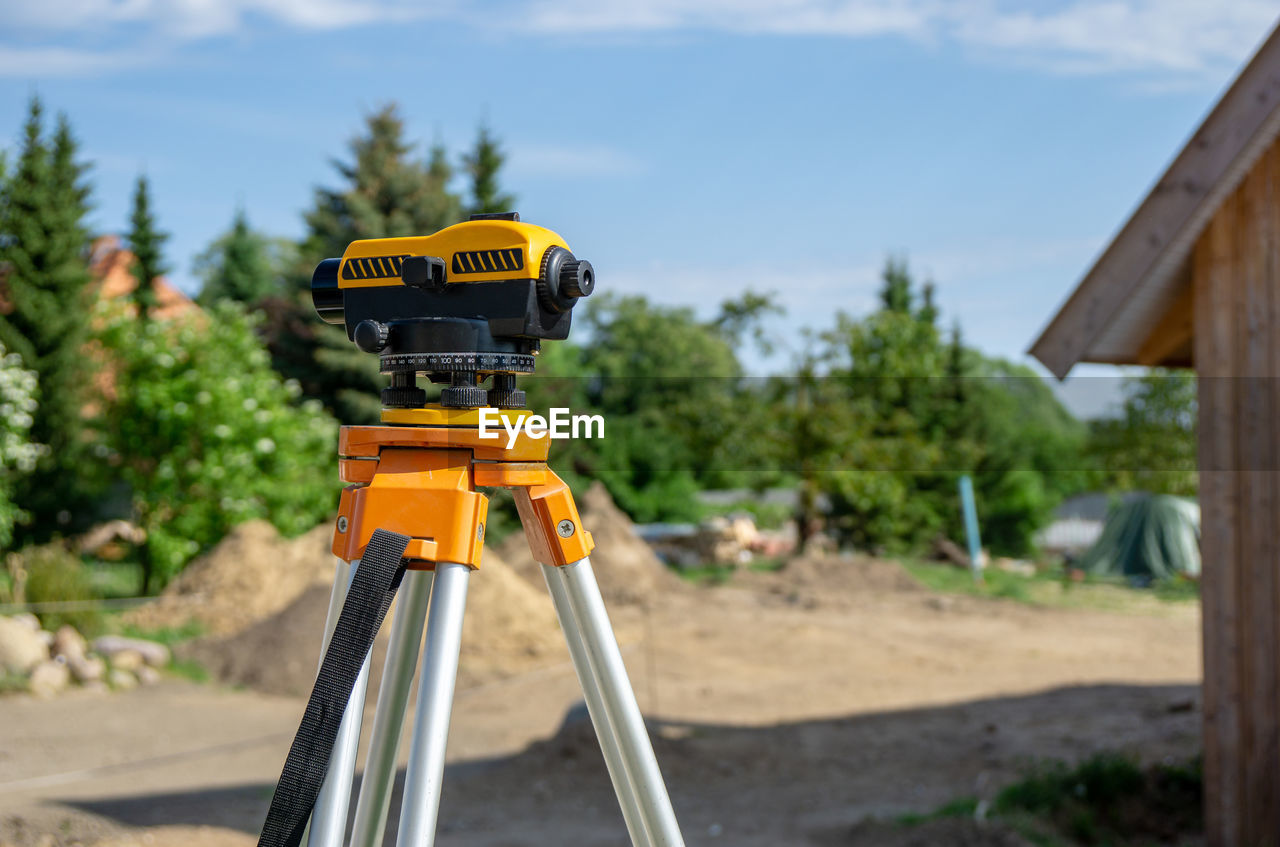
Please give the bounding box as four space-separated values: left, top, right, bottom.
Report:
440 386 489 408
354 320 389 353
488 387 527 408
559 259 595 300
381 385 427 408
440 371 488 408
488 373 527 409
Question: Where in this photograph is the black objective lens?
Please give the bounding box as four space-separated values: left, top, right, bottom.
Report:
311 258 344 325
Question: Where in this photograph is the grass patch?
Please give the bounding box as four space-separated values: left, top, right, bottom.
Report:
167 657 210 683
901 559 1043 599
900 559 1198 613
115 618 206 646
901 753 1202 846
675 564 736 585
0 669 30 694
747 556 786 573
18 544 105 635
86 561 145 600
677 556 786 585
896 796 979 826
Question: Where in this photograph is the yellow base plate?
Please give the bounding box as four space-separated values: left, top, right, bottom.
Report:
380 405 532 427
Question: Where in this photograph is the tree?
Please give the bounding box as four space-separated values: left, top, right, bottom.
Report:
98 301 338 592
195 208 289 306
127 174 168 321
878 255 913 313
0 343 44 549
961 355 1087 555
561 294 748 521
714 289 783 355
0 98 96 539
462 124 515 217
810 258 1085 556
1086 370 1197 497
265 105 464 423
917 281 938 326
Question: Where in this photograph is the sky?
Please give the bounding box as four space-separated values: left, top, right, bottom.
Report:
1 0 1276 416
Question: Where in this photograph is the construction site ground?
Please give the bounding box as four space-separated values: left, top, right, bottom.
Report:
0 552 1201 847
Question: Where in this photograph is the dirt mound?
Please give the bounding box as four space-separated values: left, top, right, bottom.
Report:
497 481 679 605
125 521 336 636
182 582 341 696
184 548 564 697
460 549 564 678
736 553 922 608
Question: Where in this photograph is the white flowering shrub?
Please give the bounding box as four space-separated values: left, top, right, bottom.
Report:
0 343 45 548
98 301 338 587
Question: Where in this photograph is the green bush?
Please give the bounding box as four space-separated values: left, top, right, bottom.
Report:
19 543 102 634
0 343 44 550
97 301 339 591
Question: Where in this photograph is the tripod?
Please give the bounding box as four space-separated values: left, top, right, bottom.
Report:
261 404 686 847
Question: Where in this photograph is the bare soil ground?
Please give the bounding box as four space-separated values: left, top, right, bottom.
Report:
0 559 1201 847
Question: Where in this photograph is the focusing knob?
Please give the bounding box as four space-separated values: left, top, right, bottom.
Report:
538 247 595 313
354 320 389 353
558 259 595 300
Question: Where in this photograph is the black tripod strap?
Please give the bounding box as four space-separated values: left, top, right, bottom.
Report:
257 528 411 847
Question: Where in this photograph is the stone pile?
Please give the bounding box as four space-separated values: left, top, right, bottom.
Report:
0 614 170 697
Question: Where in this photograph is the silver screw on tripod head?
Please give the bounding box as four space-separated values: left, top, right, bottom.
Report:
557 519 575 538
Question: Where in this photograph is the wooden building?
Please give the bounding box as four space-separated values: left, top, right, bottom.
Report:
1031 21 1280 846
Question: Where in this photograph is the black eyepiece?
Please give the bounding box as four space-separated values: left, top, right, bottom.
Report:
311 258 345 325
537 247 596 313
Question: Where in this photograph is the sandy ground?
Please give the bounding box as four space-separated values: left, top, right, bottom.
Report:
0 573 1202 846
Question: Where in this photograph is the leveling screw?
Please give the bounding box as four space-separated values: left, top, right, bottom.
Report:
557 519 575 538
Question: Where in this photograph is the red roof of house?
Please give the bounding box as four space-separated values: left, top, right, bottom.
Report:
89 235 197 319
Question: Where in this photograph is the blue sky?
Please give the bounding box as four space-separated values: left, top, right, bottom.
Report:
1 1 1276 412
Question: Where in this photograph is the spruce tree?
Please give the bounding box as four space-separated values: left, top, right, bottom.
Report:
127 174 168 320
878 256 913 313
463 124 515 216
196 208 279 305
266 104 463 423
0 98 95 538
917 281 939 326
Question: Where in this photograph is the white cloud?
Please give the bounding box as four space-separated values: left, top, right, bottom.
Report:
507 143 646 178
0 0 1274 80
0 0 440 38
518 0 1277 78
519 0 931 38
0 44 153 77
952 0 1278 76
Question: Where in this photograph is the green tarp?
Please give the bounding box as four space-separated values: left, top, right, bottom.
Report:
1079 495 1200 580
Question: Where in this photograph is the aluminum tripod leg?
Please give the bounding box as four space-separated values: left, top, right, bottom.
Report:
308 559 374 847
542 562 652 847
395 562 470 847
349 569 434 847
543 558 685 847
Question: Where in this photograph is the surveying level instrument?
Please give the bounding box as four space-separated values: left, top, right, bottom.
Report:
310 211 594 410
258 214 686 847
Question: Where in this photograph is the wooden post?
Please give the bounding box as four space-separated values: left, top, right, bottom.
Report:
1194 139 1280 846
